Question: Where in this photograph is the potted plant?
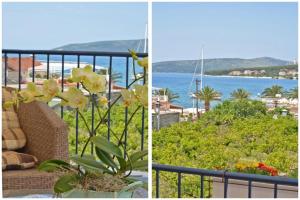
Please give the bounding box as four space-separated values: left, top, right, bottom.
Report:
4 51 148 198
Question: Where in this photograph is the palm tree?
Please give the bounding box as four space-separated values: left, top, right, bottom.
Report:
230 88 251 100
159 88 179 103
261 85 283 98
287 87 298 99
196 86 221 112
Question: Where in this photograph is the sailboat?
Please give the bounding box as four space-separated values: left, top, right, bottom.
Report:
188 46 204 116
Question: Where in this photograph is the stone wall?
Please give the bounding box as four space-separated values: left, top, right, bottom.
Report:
152 111 180 130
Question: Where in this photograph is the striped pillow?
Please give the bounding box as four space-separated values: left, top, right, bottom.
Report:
2 128 27 150
2 151 38 170
2 111 20 129
2 111 26 150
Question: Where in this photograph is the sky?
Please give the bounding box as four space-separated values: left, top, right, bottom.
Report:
153 2 298 62
2 2 147 49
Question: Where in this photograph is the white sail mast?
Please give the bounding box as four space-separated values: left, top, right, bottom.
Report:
200 46 204 90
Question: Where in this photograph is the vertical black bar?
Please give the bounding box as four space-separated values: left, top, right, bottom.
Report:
4 53 7 87
32 54 35 82
46 54 50 79
124 57 129 159
248 180 252 198
75 55 80 154
224 177 228 198
107 56 112 141
141 67 146 152
61 55 64 119
91 55 96 155
178 173 181 198
156 170 160 198
18 53 21 90
200 175 204 198
274 183 278 198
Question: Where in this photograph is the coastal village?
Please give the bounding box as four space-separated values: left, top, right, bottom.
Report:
228 68 298 79
152 62 298 130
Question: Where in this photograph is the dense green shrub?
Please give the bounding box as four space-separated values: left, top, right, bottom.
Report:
153 100 297 197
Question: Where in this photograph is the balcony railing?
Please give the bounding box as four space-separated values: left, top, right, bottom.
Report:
152 163 298 198
2 49 148 155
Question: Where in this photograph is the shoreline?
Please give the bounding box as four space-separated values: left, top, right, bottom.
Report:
205 74 273 79
153 72 297 80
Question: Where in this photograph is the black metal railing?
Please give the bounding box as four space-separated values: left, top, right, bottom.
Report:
152 164 298 198
2 49 148 155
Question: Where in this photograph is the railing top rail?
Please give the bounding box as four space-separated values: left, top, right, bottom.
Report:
152 164 298 186
2 49 148 57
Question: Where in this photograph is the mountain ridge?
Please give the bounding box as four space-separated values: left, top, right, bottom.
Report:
153 57 291 73
54 39 147 53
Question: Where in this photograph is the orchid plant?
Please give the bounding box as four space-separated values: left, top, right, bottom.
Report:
4 51 148 194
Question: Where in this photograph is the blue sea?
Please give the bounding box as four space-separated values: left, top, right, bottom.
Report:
34 55 143 87
153 72 298 108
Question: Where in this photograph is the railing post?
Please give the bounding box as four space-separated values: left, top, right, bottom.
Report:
18 53 21 90
46 54 50 79
178 172 182 198
75 55 80 154
274 183 278 198
4 53 7 87
60 54 64 119
200 175 204 198
156 170 160 198
248 180 252 198
124 56 129 158
32 53 35 82
107 56 112 141
224 177 228 198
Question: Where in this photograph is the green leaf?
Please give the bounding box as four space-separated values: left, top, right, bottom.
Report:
127 160 148 170
70 155 113 174
38 159 71 172
129 150 148 164
95 147 118 170
90 136 123 158
117 156 127 172
54 174 79 194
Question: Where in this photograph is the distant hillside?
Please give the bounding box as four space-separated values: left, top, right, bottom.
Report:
207 64 298 78
153 57 291 73
54 39 147 52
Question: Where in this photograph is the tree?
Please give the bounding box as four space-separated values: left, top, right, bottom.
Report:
159 88 180 103
196 86 221 112
231 88 251 100
262 85 283 98
287 87 298 99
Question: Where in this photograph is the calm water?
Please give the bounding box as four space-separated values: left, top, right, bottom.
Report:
153 72 298 108
34 55 143 87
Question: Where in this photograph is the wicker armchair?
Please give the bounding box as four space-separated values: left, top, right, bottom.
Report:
3 100 69 197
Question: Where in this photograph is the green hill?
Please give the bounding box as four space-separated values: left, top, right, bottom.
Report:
54 39 147 52
153 57 291 73
206 64 298 78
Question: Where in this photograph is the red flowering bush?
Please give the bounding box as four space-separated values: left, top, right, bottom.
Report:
258 162 278 176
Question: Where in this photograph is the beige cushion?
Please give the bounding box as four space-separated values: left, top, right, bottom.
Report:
2 89 27 150
2 128 27 150
2 111 20 129
2 151 38 170
2 110 26 150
